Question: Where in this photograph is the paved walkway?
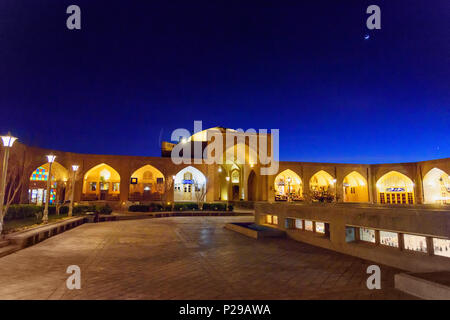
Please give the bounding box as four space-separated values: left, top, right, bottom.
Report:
0 217 414 299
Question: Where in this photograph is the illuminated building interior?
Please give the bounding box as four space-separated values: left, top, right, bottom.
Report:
29 162 68 205
82 163 120 201
423 168 450 204
274 169 302 201
174 166 206 202
342 171 368 202
129 165 165 201
376 171 414 204
309 170 334 192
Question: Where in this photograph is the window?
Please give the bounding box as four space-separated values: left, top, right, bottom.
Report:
113 182 120 192
433 238 450 258
359 228 375 243
305 220 313 231
295 219 303 230
143 171 153 180
266 215 278 225
379 193 385 204
100 182 109 191
380 231 399 248
346 227 356 242
315 222 325 234
231 170 240 183
30 167 48 181
90 182 97 191
157 177 164 184
403 234 427 253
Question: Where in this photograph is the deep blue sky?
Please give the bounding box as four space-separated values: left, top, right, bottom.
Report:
0 0 448 163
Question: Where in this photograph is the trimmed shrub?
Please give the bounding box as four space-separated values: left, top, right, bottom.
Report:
4 205 42 221
59 206 69 215
72 205 96 214
97 204 113 215
227 204 234 211
174 203 198 211
128 204 150 212
202 203 227 211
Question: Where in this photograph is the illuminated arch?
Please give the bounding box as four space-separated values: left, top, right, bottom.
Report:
129 165 165 200
174 166 206 202
29 162 69 205
376 171 414 204
423 168 450 204
343 171 368 202
82 163 121 201
310 170 334 192
274 169 302 201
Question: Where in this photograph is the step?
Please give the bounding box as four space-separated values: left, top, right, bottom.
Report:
0 244 21 258
395 272 450 300
0 240 10 248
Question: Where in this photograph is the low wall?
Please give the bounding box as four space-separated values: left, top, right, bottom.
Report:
255 202 450 272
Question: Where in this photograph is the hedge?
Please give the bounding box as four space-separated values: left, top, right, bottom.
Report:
128 203 233 212
4 204 113 220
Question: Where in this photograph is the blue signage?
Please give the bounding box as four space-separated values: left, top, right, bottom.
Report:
183 179 193 184
386 187 405 192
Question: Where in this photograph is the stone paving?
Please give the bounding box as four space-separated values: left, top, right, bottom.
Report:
0 216 415 300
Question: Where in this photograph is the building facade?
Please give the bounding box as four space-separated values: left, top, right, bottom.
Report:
2 127 449 208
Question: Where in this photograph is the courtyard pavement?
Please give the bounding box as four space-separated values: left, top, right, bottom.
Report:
0 216 415 300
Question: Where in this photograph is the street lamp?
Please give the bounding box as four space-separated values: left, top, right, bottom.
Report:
43 155 56 223
0 133 18 234
68 165 79 217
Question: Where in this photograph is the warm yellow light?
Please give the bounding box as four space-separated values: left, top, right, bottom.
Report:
181 138 187 144
1 134 17 147
218 167 222 172
225 176 230 182
46 155 56 163
72 165 79 171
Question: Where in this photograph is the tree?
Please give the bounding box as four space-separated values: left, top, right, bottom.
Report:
160 176 174 210
0 152 29 235
194 182 207 210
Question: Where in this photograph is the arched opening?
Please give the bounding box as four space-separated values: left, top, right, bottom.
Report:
423 168 450 204
29 162 69 205
247 170 257 201
174 166 206 202
82 163 120 201
274 169 302 201
309 170 335 202
129 165 165 201
376 171 414 204
343 171 368 202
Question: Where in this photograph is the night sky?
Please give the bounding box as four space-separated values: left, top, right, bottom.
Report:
0 0 448 163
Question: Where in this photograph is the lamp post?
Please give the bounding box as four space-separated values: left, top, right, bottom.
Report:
0 133 18 234
43 155 56 223
68 165 79 217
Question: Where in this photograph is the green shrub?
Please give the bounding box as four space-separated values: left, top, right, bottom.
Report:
72 205 96 214
59 206 69 214
128 204 150 212
97 204 113 215
227 204 234 211
174 203 198 211
4 205 42 220
202 203 227 211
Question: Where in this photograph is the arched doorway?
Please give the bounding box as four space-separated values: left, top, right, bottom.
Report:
174 166 206 202
129 165 165 201
82 164 121 201
309 170 335 202
247 170 257 201
343 171 368 202
376 171 414 204
423 168 450 204
274 169 302 201
29 162 69 205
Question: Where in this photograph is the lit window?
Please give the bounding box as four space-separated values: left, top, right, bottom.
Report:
346 227 356 242
113 182 120 192
380 231 399 248
30 167 48 181
273 215 278 225
295 219 303 229
433 238 450 258
266 215 272 224
403 234 427 253
90 182 97 191
359 228 376 243
315 222 325 234
305 220 313 231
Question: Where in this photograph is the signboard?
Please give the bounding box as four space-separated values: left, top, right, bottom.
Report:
130 177 138 185
182 179 193 184
386 187 405 192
